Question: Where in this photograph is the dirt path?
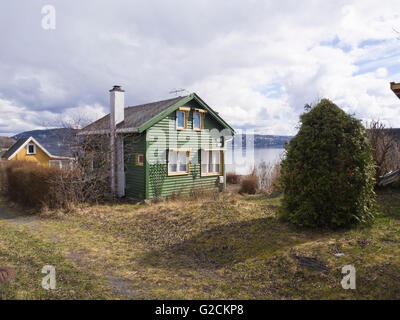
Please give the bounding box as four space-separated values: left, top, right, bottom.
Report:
0 204 39 227
0 202 137 299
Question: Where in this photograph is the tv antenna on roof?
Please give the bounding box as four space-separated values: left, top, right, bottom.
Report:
169 88 188 96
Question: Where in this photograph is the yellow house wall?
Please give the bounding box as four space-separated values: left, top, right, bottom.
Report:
11 143 51 166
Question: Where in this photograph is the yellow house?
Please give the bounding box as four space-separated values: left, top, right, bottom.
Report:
1 136 73 168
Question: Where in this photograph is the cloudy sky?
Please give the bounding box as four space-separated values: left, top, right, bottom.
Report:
0 0 400 136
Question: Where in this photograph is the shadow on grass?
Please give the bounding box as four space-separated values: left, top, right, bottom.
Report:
139 216 328 270
0 199 35 220
377 188 400 220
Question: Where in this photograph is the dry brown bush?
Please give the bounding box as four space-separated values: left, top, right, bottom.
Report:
367 120 400 180
239 174 258 194
0 162 6 194
226 172 240 184
0 160 110 212
0 161 84 210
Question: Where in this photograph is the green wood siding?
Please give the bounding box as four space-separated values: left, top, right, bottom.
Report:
146 100 225 199
124 133 146 199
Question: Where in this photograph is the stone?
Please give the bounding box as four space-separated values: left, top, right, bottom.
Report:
0 267 16 286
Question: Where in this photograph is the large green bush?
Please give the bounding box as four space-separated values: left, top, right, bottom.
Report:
279 99 376 228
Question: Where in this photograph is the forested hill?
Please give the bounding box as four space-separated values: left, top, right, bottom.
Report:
0 136 16 149
228 134 292 148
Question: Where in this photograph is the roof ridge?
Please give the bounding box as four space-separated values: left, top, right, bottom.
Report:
126 95 187 109
79 94 195 135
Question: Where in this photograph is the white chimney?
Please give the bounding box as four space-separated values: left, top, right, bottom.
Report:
109 85 125 197
109 85 125 126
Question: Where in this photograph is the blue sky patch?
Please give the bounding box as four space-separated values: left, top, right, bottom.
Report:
256 82 282 99
320 36 352 53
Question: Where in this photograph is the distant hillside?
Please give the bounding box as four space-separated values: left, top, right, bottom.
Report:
228 134 292 148
0 136 16 149
12 128 77 157
10 129 292 157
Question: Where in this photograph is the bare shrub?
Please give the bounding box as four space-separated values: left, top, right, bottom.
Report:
0 161 84 210
270 162 282 192
0 162 6 194
367 120 400 180
226 172 240 184
189 187 207 200
239 174 258 194
189 187 222 202
253 160 281 192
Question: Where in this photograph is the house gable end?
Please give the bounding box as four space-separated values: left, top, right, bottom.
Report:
6 137 53 160
138 93 235 135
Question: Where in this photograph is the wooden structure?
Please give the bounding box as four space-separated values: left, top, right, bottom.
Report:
80 89 235 199
1 136 73 168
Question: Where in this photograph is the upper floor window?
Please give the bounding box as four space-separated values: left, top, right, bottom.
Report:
193 111 203 130
176 107 189 130
27 143 36 155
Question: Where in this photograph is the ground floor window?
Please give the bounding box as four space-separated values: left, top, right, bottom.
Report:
168 149 190 175
201 150 222 176
49 159 72 169
135 153 144 166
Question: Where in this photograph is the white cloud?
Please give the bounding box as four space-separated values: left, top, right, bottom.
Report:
0 0 400 136
0 97 106 136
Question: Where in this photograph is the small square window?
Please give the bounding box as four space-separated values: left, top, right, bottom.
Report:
136 153 144 166
27 144 36 155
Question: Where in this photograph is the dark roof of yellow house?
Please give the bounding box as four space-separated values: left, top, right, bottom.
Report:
1 136 73 160
1 137 30 159
390 82 400 99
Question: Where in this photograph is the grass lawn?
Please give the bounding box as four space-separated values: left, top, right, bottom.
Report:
0 189 399 299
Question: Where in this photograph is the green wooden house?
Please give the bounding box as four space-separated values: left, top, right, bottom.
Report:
80 86 235 200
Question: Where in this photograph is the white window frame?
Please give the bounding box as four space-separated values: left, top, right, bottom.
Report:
49 160 62 168
26 143 36 155
168 149 190 176
201 149 223 176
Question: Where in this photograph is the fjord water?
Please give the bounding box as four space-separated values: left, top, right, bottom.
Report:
225 147 285 175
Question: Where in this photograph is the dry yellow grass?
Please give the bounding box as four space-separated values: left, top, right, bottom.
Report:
0 190 399 299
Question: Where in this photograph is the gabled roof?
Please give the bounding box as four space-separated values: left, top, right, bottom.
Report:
391 82 400 99
1 137 29 160
79 93 235 135
13 128 76 158
1 136 73 160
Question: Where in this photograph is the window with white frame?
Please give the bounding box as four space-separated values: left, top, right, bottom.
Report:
49 160 62 168
27 143 36 155
201 150 222 175
49 159 72 169
168 149 190 175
